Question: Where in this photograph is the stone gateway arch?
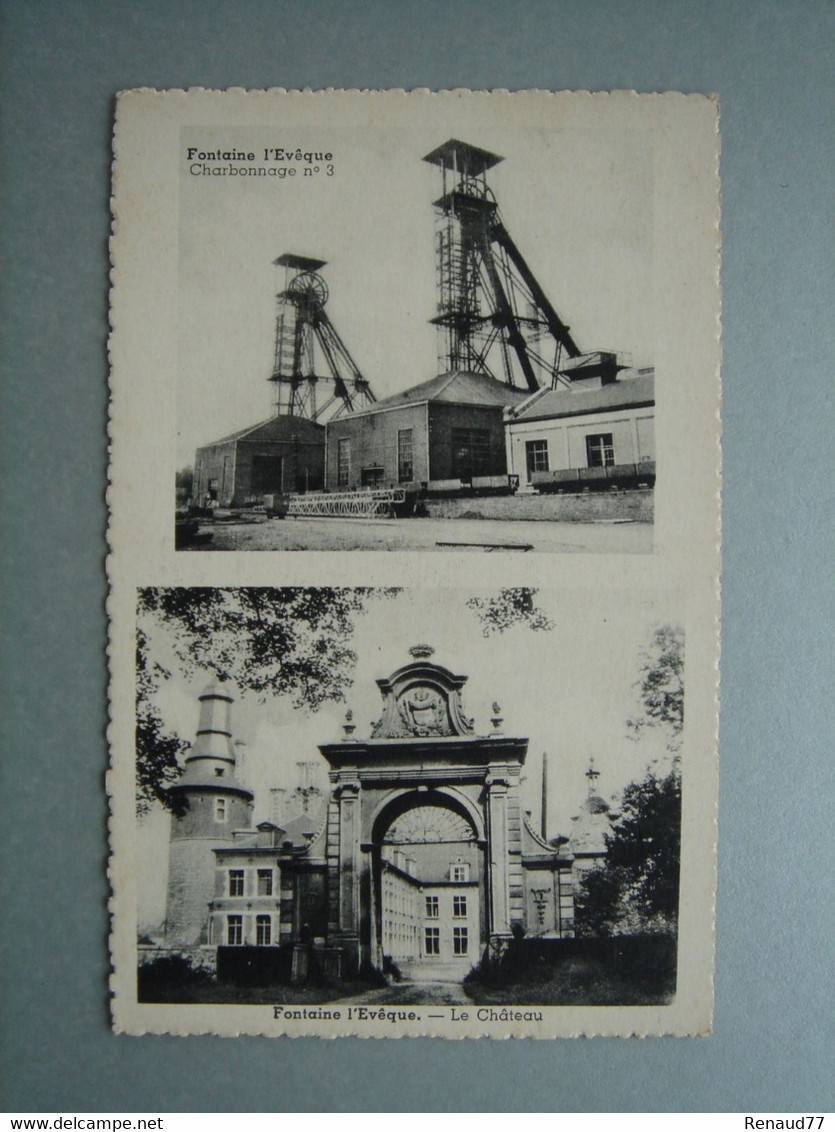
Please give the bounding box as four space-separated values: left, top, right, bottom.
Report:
319 646 575 975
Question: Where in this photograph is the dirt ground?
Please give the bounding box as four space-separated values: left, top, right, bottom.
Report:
183 515 653 554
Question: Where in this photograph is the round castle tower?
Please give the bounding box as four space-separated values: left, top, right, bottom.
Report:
164 682 254 947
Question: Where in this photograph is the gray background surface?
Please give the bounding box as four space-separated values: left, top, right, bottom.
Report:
1 0 832 1113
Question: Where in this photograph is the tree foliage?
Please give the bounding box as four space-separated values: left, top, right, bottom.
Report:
136 587 396 814
576 624 685 935
466 588 554 636
575 766 682 935
627 623 684 748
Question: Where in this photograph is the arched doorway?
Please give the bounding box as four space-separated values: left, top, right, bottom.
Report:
371 792 486 981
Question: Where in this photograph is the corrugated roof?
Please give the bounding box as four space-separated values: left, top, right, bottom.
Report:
354 370 532 414
510 372 655 423
199 415 325 448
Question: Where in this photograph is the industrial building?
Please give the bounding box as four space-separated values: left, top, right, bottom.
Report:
505 368 656 490
324 370 530 491
192 415 325 507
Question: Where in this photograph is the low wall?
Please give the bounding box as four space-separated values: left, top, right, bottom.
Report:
425 489 653 524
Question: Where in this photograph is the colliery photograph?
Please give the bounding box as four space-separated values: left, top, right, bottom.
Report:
135 587 683 1009
175 132 656 553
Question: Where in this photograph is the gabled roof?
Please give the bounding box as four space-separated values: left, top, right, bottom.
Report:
509 372 655 424
198 415 325 448
346 370 532 416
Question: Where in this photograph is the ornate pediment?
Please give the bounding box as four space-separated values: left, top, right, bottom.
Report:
371 647 474 739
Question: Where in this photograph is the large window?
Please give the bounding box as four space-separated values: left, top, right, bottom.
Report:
228 869 244 897
586 433 615 468
451 428 491 481
398 428 414 482
226 915 243 946
425 895 439 918
337 438 351 487
453 895 468 918
525 438 549 481
256 915 272 946
424 927 440 955
257 869 273 896
453 927 469 955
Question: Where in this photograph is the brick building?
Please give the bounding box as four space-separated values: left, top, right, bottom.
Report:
324 371 530 491
193 415 324 507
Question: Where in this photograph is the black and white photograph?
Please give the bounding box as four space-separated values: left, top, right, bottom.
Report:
174 122 658 553
130 586 693 1032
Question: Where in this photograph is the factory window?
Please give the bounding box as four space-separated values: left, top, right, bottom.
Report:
450 863 470 883
398 429 414 482
451 428 491 481
361 466 384 487
453 895 468 918
228 870 244 897
425 896 439 918
337 439 351 487
453 927 469 955
256 915 272 946
226 915 243 946
257 869 273 896
425 927 440 955
525 439 549 480
586 433 615 468
215 797 227 822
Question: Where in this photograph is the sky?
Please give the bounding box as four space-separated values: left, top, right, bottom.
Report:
137 587 679 929
176 123 654 468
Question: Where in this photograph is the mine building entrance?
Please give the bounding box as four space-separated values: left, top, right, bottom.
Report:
375 797 485 980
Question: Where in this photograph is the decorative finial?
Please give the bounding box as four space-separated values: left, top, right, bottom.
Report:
342 708 356 739
586 757 600 794
409 644 435 659
491 701 503 733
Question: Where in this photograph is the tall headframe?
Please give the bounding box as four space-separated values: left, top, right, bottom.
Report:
423 139 582 391
269 254 376 420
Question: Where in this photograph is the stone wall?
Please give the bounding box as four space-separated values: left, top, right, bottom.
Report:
425 489 654 523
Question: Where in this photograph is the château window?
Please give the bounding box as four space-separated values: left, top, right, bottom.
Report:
256 915 271 946
425 895 439 918
256 869 273 896
215 797 227 822
226 915 243 946
586 433 615 468
453 895 467 918
453 927 469 955
424 926 440 955
228 869 244 897
337 438 351 487
450 863 469 882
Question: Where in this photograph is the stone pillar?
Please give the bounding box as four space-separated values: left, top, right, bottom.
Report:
485 774 511 944
334 779 361 967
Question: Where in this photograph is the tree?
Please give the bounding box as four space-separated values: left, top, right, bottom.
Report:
175 466 194 504
627 623 684 749
576 624 684 935
136 587 396 814
466 588 554 636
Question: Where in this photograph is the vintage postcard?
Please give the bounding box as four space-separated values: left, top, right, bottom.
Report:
108 89 721 1037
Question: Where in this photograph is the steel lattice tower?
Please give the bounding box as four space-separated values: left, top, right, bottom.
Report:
424 139 618 391
269 254 376 421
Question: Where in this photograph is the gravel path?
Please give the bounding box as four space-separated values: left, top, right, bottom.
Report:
185 515 652 554
336 981 473 1006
